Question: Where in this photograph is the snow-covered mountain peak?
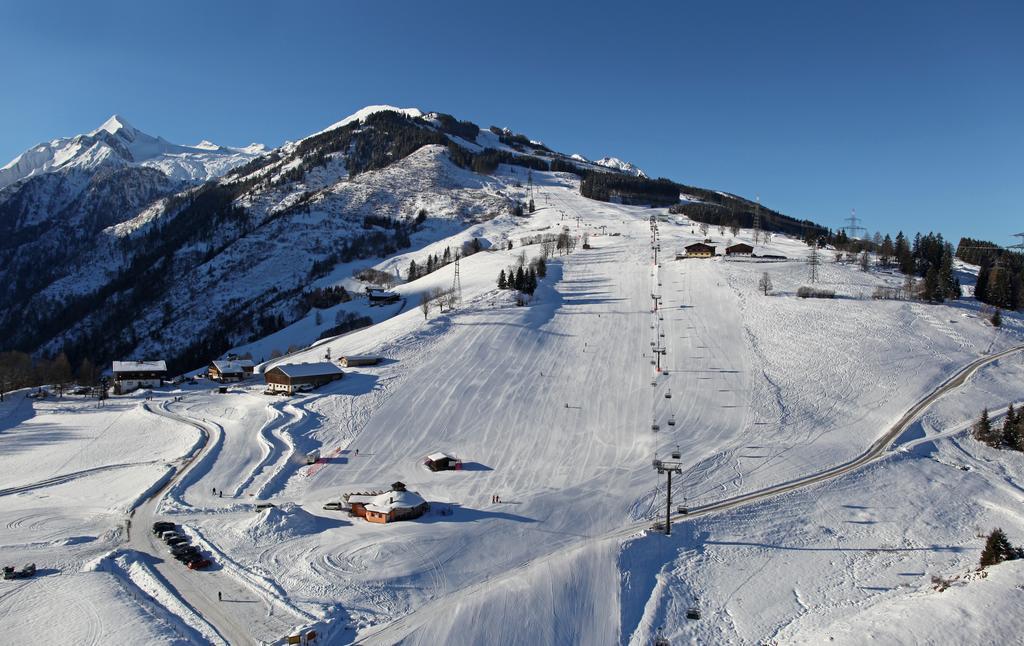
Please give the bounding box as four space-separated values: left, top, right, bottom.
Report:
0 118 266 190
317 105 424 135
92 114 137 137
595 156 647 177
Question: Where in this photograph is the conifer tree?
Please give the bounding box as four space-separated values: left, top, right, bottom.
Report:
974 408 993 444
408 259 419 281
1004 403 1020 450
536 257 547 279
497 269 507 290
980 528 1016 568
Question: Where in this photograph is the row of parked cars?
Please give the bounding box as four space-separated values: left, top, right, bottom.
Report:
152 521 210 570
2 563 36 579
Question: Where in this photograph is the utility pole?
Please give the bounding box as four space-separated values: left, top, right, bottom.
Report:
652 448 684 535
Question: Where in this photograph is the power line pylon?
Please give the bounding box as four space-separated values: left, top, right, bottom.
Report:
451 252 462 309
842 208 867 239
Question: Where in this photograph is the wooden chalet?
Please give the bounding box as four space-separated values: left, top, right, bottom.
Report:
685 242 715 258
366 288 400 305
344 482 428 523
208 359 255 382
112 360 167 394
264 362 344 394
423 452 461 472
725 243 754 256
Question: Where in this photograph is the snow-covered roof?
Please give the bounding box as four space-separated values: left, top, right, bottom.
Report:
112 360 167 373
426 452 455 462
211 359 254 373
354 490 426 514
270 362 343 378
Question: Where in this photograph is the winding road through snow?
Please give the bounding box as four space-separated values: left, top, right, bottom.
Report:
126 403 255 645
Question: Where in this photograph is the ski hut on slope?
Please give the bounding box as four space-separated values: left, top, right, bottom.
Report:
423 452 461 471
264 362 344 394
344 482 428 523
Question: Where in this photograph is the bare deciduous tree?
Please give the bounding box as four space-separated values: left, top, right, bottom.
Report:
758 272 773 295
419 292 431 320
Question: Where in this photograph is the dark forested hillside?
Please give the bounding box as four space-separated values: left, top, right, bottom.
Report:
957 238 1024 310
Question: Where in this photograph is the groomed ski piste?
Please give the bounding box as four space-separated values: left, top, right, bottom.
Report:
2 166 1024 645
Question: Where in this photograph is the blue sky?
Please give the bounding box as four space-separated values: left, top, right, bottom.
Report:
4 0 1021 244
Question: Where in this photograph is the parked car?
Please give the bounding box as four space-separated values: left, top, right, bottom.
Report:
152 522 175 535
172 547 200 559
166 537 189 548
254 503 276 512
187 558 211 570
297 384 314 393
160 530 180 542
322 502 344 511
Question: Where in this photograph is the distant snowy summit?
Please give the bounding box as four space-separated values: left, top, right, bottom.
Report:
0 114 265 189
316 105 424 135
595 156 647 178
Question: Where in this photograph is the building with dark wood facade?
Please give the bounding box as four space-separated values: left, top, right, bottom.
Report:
725 243 754 256
112 360 167 394
685 242 716 258
209 359 255 382
264 362 344 394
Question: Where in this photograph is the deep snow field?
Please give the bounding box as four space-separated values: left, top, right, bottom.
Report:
2 168 1022 645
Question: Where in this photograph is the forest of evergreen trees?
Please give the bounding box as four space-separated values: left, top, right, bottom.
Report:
433 113 480 141
973 405 1024 453
668 194 829 240
406 239 483 283
580 172 679 206
956 238 1024 310
497 257 546 297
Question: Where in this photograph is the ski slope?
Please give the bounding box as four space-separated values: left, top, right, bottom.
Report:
2 168 1023 644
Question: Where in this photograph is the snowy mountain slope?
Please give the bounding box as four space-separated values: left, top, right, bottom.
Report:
160 180 1018 642
315 105 424 135
596 156 647 177
2 173 1023 644
3 106 676 373
0 114 264 189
